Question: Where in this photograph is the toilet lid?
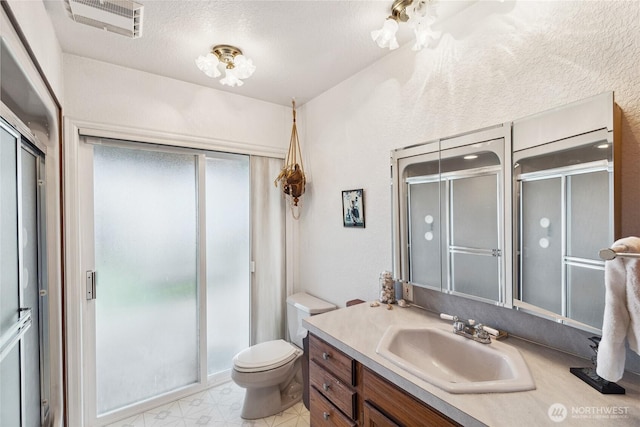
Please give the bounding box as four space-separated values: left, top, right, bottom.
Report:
233 339 299 372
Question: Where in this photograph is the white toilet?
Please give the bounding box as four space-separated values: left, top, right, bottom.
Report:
231 292 335 419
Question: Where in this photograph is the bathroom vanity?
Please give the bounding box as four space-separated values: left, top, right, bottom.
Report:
305 92 635 425
304 303 640 426
309 332 459 426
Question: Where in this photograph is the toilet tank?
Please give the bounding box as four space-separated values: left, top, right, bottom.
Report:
286 292 336 348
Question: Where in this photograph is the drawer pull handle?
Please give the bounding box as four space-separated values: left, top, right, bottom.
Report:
323 412 330 421
322 383 330 391
322 352 331 360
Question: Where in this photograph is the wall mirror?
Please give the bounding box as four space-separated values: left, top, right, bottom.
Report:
512 92 620 333
392 92 619 333
394 142 442 292
392 125 511 305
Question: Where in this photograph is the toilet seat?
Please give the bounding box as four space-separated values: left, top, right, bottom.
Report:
233 339 300 373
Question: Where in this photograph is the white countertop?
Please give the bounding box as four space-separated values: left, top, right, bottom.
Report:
303 303 640 427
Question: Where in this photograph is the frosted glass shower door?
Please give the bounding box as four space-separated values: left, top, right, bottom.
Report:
205 154 250 375
81 139 254 423
1 121 21 427
92 145 198 415
21 147 47 427
1 121 47 427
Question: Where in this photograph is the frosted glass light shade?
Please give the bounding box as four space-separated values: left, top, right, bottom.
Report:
220 68 244 87
412 27 441 51
195 53 221 78
232 54 256 79
406 0 440 51
371 18 399 50
197 45 255 86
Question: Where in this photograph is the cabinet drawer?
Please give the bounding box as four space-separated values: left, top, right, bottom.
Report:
309 335 355 386
310 360 356 419
310 386 357 427
363 401 400 427
363 367 460 427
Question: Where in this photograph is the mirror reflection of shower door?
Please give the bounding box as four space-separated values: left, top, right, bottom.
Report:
518 165 611 330
448 173 500 301
520 177 563 313
566 171 610 329
398 138 505 303
407 179 441 290
399 147 442 293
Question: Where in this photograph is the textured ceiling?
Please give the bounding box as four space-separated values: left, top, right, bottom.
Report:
43 1 474 107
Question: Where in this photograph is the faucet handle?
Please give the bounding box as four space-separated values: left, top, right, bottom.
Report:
481 325 500 337
440 313 458 321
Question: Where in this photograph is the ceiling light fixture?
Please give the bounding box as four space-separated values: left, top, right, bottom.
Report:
372 0 440 51
195 44 255 87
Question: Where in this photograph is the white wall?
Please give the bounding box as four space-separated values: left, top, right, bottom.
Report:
298 0 640 307
5 0 64 103
63 54 290 151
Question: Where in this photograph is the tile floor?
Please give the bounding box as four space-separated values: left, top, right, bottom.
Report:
105 381 310 427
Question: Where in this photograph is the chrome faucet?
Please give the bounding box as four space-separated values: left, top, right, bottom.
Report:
440 313 499 344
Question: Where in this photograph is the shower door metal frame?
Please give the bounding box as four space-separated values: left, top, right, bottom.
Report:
0 117 48 426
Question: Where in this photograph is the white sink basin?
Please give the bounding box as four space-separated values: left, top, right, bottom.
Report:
376 325 535 394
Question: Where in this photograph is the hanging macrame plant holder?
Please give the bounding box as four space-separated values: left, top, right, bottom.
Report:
275 99 306 219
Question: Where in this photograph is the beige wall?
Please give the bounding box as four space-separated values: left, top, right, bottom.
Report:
299 0 640 307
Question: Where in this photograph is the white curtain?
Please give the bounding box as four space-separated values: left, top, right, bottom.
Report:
250 156 286 344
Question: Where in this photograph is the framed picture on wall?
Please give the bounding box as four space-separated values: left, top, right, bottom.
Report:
342 189 365 228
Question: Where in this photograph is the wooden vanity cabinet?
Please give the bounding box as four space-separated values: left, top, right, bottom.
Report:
310 333 356 386
308 333 461 427
309 334 358 425
362 367 461 427
310 387 357 427
363 401 399 427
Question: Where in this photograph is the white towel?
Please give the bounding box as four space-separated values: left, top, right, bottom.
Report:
596 236 640 382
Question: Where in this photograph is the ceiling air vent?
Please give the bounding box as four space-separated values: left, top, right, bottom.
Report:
65 0 144 39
